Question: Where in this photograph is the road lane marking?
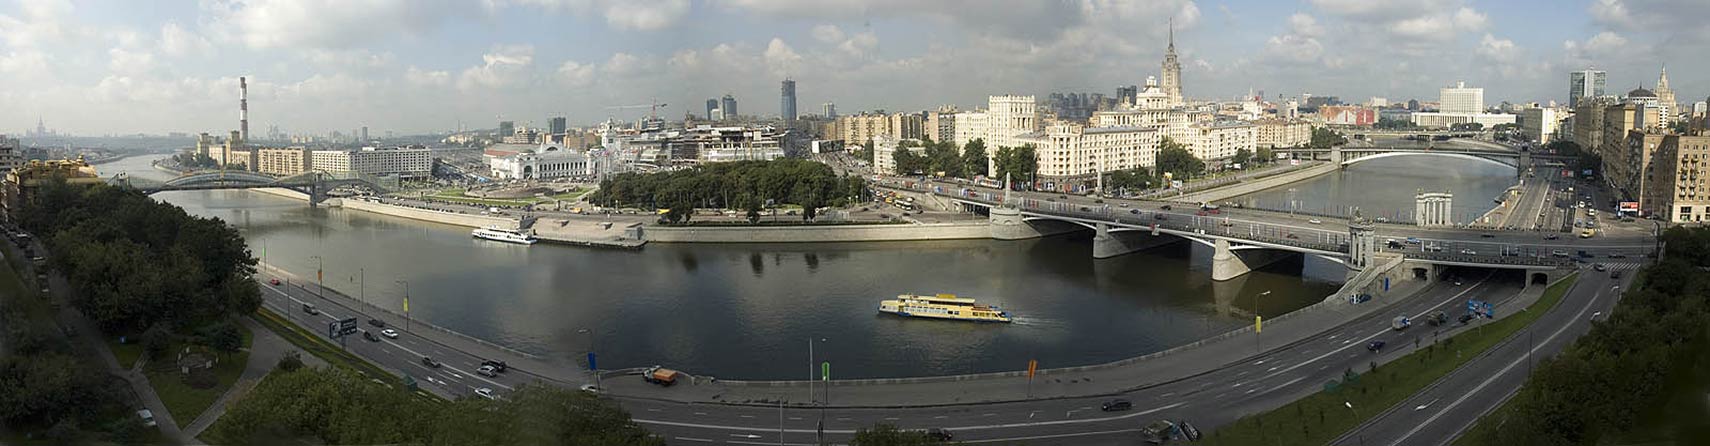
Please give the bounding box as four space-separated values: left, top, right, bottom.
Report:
1259 277 1493 383
634 402 1185 434
673 437 712 443
1386 286 1605 446
693 412 707 416
738 415 753 419
646 408 661 412
960 428 1144 444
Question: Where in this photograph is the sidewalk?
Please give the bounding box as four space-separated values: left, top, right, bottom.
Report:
602 270 1435 408
180 317 329 439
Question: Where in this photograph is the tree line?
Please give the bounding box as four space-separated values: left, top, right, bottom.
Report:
16 180 261 335
890 138 989 179
589 159 867 224
1463 227 1710 445
210 365 663 445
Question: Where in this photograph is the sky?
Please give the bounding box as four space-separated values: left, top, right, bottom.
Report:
1 0 1706 136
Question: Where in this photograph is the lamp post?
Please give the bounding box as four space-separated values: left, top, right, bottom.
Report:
1253 290 1272 354
396 279 410 332
1344 401 1366 446
310 255 324 300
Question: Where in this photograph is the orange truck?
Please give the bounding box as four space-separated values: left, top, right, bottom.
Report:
642 366 681 386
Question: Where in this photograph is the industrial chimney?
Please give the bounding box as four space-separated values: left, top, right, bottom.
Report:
239 76 249 143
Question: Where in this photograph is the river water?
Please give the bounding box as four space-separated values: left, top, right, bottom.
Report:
103 155 1357 379
1234 156 1516 224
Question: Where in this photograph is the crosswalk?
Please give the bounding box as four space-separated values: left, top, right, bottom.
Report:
1589 261 1645 272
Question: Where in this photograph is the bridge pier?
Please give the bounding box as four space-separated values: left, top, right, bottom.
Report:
1091 223 1180 259
1211 239 1296 281
989 207 1082 240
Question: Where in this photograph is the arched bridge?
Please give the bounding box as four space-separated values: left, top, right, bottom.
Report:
109 170 389 207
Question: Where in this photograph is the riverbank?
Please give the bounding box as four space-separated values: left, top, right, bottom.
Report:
641 220 991 243
1172 162 1340 204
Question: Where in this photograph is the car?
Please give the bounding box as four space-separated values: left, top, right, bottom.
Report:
1286 233 1299 239
477 365 499 377
1220 220 1234 227
475 387 496 400
1607 252 1627 258
1119 203 1129 208
579 384 601 393
1308 218 1322 224
1059 195 1068 199
1101 399 1133 411
1045 197 1055 202
924 428 954 441
1080 207 1091 212
137 409 157 427
1195 211 1207 216
1545 234 1560 240
1593 263 1607 271
1458 313 1476 324
1611 270 1623 278
1480 233 1495 238
268 278 281 286
302 303 319 315
1366 340 1386 352
1094 199 1105 204
1130 209 1141 215
381 328 399 339
421 357 441 368
1154 214 1168 220
1178 421 1202 441
1454 280 1462 286
481 360 509 372
1160 205 1172 211
362 330 380 342
1551 250 1569 257
1459 249 1477 255
368 318 385 328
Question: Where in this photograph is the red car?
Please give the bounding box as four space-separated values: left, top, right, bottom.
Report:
268 278 281 286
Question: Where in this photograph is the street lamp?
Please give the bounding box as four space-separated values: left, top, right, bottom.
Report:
310 255 324 300
395 279 410 331
1345 401 1366 446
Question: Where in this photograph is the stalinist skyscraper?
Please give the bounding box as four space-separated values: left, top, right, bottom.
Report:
1160 21 1184 106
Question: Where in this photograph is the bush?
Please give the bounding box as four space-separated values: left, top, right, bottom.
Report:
199 320 244 353
140 323 172 360
275 352 303 372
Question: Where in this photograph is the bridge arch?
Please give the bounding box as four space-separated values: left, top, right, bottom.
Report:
163 170 281 187
1340 151 1515 169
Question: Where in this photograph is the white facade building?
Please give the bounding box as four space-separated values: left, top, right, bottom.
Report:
311 146 432 178
871 135 924 175
986 95 1043 150
1440 81 1484 114
952 110 988 149
1521 107 1560 144
1188 121 1256 162
485 142 594 180
1018 122 1159 181
1254 119 1312 148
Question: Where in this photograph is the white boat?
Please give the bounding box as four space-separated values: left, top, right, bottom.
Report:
472 227 538 245
878 294 1012 323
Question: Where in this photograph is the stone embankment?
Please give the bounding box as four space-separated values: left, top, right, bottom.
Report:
641 221 992 243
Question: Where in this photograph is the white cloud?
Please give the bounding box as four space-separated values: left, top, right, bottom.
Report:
557 60 596 87
604 0 689 31
457 44 535 90
602 52 656 76
405 66 451 87
763 38 802 77
209 0 470 50
811 24 845 44
159 23 212 58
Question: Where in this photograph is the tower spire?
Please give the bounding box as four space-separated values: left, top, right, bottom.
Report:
1167 18 1175 53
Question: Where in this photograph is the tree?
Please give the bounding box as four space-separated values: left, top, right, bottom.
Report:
891 146 927 175
1256 146 1274 164
199 319 244 353
961 139 989 178
1309 128 1347 148
1155 137 1205 180
923 140 962 177
1233 148 1253 167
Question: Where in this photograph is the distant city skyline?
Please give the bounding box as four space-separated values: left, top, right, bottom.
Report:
1 0 1706 135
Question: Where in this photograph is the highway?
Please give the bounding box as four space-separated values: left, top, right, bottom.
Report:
613 272 1536 445
1334 270 1631 445
254 278 552 400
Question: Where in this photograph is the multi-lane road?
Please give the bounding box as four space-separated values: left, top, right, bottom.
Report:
1335 270 1630 445
615 273 1536 445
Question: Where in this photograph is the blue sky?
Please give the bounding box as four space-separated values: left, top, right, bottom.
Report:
1 0 1704 136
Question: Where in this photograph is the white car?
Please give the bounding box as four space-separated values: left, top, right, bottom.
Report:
475 387 497 400
1308 219 1322 224
476 365 498 377
579 384 601 393
381 328 399 339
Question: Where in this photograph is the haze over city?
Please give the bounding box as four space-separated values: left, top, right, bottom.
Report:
3 0 1707 135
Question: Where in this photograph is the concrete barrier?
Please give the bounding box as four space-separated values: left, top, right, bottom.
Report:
338 199 518 229
644 221 991 243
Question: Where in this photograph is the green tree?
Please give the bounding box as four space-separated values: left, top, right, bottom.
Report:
891 146 927 175
1155 137 1205 180
961 139 989 178
1256 146 1274 164
1309 127 1347 148
923 140 962 177
1232 148 1253 167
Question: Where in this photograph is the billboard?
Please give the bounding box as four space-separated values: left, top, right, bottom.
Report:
1619 201 1639 214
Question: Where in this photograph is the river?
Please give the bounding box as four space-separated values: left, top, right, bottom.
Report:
1234 155 1516 224
104 154 1350 379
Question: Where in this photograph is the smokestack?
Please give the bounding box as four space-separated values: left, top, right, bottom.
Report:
239 76 249 143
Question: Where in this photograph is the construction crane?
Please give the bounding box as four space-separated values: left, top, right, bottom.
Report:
604 99 668 120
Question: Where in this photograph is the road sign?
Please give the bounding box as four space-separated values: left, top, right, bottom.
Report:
328 318 358 338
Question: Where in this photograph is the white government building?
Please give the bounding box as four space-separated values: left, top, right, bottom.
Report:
485 142 595 180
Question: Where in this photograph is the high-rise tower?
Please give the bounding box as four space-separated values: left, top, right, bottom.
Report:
239 76 249 143
722 94 738 119
1160 20 1183 107
1569 68 1606 108
780 79 797 122
1656 65 1678 122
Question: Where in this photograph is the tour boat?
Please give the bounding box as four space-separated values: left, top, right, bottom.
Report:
878 294 1012 323
471 227 538 245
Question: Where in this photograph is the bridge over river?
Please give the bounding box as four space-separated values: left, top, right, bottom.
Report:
107 168 390 206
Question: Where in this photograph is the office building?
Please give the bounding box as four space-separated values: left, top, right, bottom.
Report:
1648 134 1710 223
256 147 312 176
706 99 718 120
1320 106 1377 126
1440 81 1484 114
549 116 568 135
1569 68 1607 109
1254 119 1312 149
871 135 923 175
823 102 837 119
987 95 1043 151
1521 107 1560 144
780 79 797 122
925 109 958 144
721 94 738 119
1016 121 1160 185
498 121 515 138
891 112 925 140
0 135 21 175
1187 121 1256 163
311 146 432 178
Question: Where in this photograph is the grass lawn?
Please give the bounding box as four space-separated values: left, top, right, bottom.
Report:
143 324 253 423
107 336 144 369
1200 274 1578 446
251 307 422 395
